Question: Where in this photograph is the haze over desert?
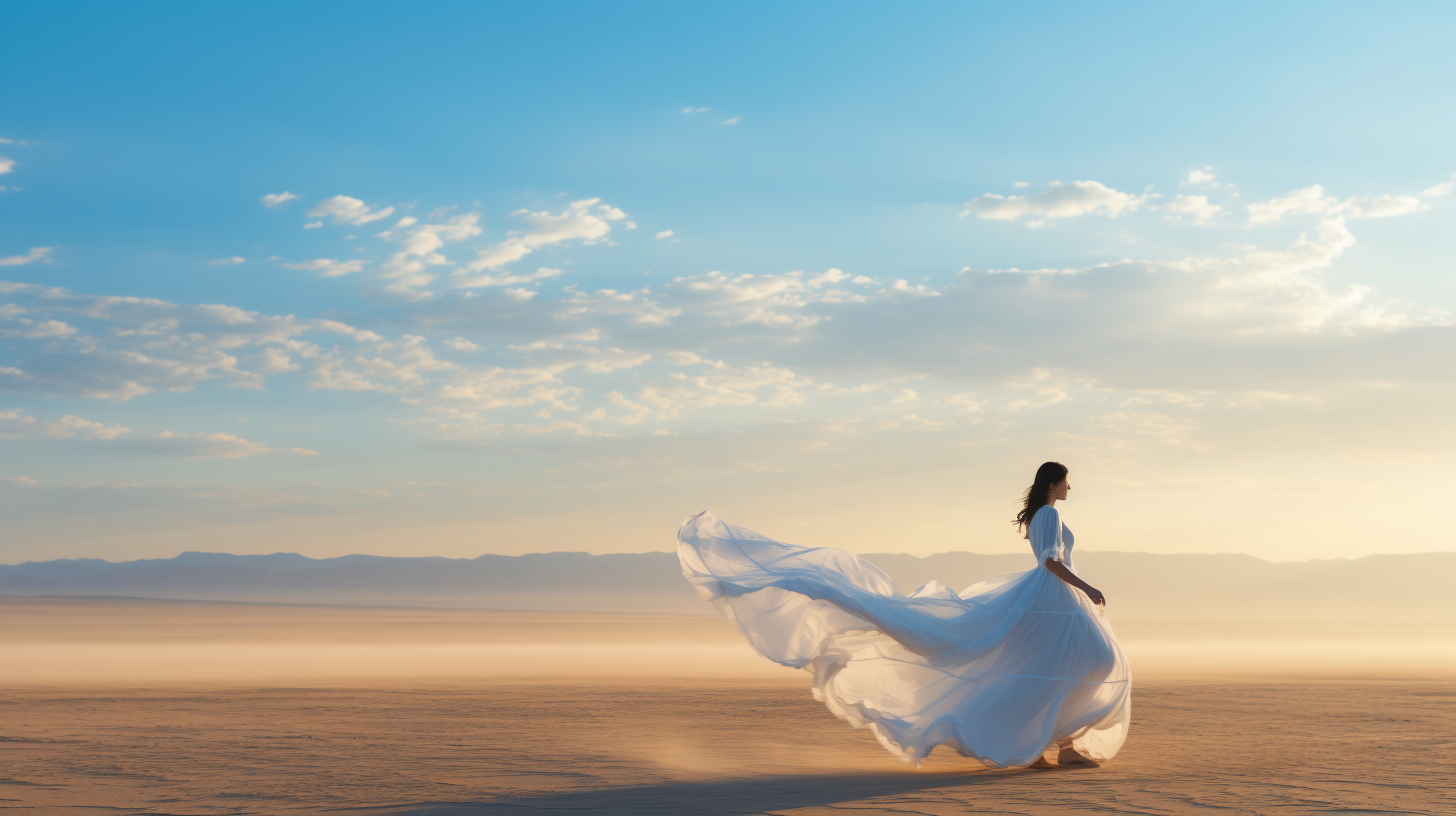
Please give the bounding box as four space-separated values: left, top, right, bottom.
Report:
4 595 1455 813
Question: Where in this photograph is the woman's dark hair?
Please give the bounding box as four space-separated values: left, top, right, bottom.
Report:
1014 461 1068 531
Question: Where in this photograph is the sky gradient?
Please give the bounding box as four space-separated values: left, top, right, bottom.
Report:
3 1 1455 562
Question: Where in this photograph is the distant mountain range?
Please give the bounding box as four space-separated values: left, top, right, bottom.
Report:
2 549 1449 622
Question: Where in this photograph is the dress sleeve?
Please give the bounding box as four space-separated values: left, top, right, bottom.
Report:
1030 506 1065 564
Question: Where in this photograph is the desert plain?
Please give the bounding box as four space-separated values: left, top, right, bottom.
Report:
2 596 1455 815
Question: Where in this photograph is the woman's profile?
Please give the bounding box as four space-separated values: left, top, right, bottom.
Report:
677 461 1131 768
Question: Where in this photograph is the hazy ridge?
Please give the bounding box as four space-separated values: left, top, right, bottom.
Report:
4 548 1451 622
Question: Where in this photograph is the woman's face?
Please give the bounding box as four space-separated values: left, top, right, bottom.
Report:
1050 478 1070 501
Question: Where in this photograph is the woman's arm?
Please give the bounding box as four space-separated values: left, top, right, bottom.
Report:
1044 558 1105 606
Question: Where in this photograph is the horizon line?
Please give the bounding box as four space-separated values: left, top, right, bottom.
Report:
6 547 1456 568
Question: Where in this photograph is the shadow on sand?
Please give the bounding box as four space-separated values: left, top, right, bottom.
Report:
360 769 1020 815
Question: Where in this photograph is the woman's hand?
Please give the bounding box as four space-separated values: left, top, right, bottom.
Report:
1043 558 1106 606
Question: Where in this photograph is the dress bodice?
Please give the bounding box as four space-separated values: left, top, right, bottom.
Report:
1027 504 1074 566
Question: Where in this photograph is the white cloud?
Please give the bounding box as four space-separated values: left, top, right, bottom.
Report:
7 167 1451 457
1420 174 1455 198
549 289 670 326
962 180 1147 222
252 198 636 300
939 394 985 414
284 258 367 277
379 212 481 257
636 360 813 418
457 198 627 278
0 318 78 339
0 409 130 440
682 107 710 114
1146 218 1403 333
721 116 741 125
1183 167 1219 186
583 391 652 425
0 156 13 175
1342 194 1426 219
0 247 53 267
454 266 566 290
113 430 317 458
209 256 246 265
303 221 323 229
1247 179 1449 224
346 487 391 497
376 212 484 296
1166 194 1223 224
307 195 396 226
657 268 934 328
1247 185 1338 223
982 264 1093 276
0 282 320 399
1012 181 1030 188
259 191 299 209
0 410 305 457
253 347 298 374
656 230 674 240
509 338 650 375
46 414 132 439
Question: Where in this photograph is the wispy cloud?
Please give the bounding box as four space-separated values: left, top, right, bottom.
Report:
0 409 130 439
0 409 310 457
0 247 53 267
112 430 317 458
307 195 395 226
284 258 367 277
1182 167 1222 187
455 198 628 282
1166 194 1222 224
259 191 298 209
1247 178 1451 224
375 213 483 297
3 170 1450 474
962 180 1148 224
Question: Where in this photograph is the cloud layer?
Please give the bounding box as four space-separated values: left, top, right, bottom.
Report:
4 169 1454 561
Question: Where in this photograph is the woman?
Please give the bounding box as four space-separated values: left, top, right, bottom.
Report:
676 461 1130 768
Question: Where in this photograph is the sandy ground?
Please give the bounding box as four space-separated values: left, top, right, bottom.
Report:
3 597 1455 815
3 680 1454 815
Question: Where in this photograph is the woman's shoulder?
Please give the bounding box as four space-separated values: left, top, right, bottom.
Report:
1032 503 1060 519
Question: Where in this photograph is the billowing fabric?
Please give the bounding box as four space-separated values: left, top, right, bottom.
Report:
677 506 1131 767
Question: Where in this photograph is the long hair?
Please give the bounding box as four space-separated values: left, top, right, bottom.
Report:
1014 461 1068 532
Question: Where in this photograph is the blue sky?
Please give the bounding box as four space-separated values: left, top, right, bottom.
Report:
2 1 1455 562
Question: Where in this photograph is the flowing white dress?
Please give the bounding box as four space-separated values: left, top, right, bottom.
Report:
677 506 1131 767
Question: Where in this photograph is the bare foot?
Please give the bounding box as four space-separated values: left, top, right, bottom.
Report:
1056 746 1099 766
1027 756 1057 770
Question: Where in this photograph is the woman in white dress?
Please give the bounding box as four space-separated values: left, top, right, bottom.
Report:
676 461 1131 769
